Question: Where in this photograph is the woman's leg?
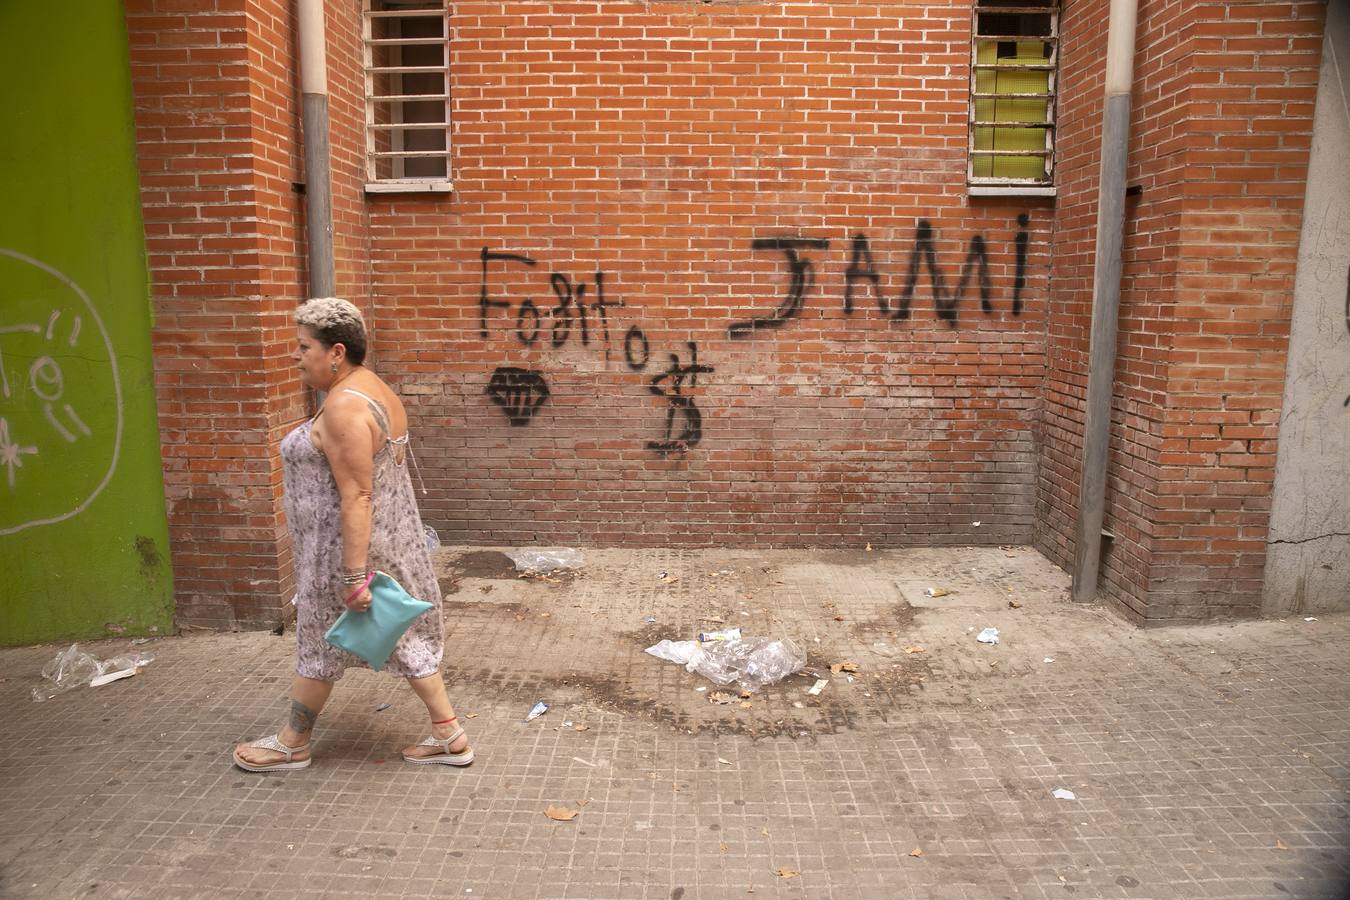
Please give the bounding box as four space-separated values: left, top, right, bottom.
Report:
403 672 469 758
235 675 334 766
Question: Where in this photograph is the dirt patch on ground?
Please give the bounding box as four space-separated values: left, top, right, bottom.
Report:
448 550 519 579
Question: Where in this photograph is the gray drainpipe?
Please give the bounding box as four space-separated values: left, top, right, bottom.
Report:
1072 0 1140 602
298 0 336 298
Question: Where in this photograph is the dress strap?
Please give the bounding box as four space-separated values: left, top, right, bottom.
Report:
340 388 393 440
339 389 424 494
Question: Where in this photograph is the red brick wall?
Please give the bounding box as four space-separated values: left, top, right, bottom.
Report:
1146 1 1324 621
128 0 1326 626
363 2 1052 548
1038 0 1325 623
127 0 314 628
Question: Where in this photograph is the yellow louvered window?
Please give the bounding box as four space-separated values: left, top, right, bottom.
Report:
970 2 1058 187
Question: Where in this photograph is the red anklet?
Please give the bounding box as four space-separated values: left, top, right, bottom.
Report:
431 715 457 725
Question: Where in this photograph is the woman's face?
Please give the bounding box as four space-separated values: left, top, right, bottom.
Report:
294 326 337 389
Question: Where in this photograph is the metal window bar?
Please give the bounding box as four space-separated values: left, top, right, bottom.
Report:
968 1 1060 185
363 1 451 184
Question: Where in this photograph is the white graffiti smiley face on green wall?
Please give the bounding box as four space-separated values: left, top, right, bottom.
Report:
0 248 122 536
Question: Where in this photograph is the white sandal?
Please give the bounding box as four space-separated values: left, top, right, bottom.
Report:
403 717 474 767
232 734 312 772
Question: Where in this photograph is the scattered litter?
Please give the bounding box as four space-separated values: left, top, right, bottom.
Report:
645 616 657 625
702 615 726 623
1276 838 1290 850
89 666 143 688
699 627 742 643
544 805 578 822
634 820 652 831
1304 617 1318 622
976 627 1000 644
571 757 596 768
807 679 829 696
903 646 926 655
424 524 440 552
1043 657 1054 664
833 615 844 622
645 636 806 691
574 724 590 732
775 868 800 879
739 701 752 709
507 548 583 575
871 641 900 658
708 691 737 705
909 847 924 858
972 520 981 527
657 571 679 585
129 638 152 645
1008 600 1023 609
32 644 154 702
865 543 873 551
792 701 804 708
526 701 550 721
695 686 707 692
924 588 950 598
563 720 573 727
1052 788 1076 800
465 713 479 719
374 702 392 712
830 661 860 674
717 757 732 765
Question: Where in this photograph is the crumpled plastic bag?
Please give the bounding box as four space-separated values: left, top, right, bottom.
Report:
506 547 584 575
645 636 805 692
31 643 154 702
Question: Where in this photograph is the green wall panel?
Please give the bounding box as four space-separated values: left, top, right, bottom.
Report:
0 2 174 645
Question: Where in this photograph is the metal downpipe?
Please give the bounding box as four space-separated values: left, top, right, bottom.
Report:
1071 0 1140 602
298 0 335 298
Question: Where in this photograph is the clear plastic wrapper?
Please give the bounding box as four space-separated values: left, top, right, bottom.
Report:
645 636 805 692
506 548 584 575
31 643 154 702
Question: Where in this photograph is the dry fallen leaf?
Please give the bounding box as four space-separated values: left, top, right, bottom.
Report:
574 724 590 732
709 691 737 705
775 868 800 879
830 661 860 674
903 646 926 654
465 713 479 719
910 847 924 858
833 615 845 622
1276 839 1289 850
739 690 752 699
720 842 729 853
544 805 578 822
1008 600 1023 609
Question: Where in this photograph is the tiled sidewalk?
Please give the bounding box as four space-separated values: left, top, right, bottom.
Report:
1 547 1347 898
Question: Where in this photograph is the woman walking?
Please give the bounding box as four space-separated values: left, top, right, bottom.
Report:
233 297 470 771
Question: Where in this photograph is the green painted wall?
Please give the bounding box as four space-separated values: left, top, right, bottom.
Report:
0 2 174 645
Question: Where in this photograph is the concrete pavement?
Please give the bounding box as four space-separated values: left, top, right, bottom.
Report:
1 546 1347 898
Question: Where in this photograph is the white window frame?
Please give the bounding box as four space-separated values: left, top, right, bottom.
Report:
967 1 1060 197
363 0 452 194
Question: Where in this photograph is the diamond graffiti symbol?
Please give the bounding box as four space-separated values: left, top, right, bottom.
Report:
485 367 551 426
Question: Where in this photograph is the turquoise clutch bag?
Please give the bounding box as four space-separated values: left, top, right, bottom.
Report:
323 571 433 671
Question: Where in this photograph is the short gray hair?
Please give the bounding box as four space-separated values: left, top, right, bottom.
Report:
296 297 367 365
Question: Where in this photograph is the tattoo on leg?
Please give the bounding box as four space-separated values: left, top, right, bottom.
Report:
289 700 318 735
